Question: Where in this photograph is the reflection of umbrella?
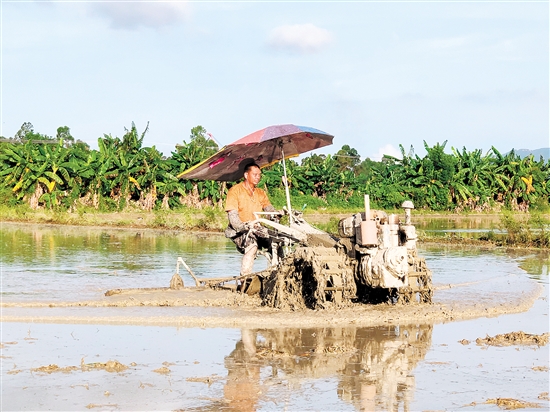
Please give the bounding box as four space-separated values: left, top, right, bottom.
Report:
177 124 333 182
177 124 333 221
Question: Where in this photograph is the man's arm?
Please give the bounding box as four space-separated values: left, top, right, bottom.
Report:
227 210 247 233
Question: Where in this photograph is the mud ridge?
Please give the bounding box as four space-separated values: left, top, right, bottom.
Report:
1 278 542 328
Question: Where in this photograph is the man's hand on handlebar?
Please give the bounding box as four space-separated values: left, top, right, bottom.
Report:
235 221 251 233
252 224 270 238
238 221 270 238
267 209 284 222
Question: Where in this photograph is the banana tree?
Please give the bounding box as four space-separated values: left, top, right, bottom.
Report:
168 126 220 205
450 147 495 209
0 140 72 209
298 154 341 198
135 146 170 210
0 142 37 201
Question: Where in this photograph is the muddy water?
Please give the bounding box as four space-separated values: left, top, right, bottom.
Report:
1 222 549 411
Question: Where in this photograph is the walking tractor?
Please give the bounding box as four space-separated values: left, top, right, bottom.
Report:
229 195 433 309
172 124 433 309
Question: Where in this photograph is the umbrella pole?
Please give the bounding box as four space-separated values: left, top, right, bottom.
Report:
281 150 293 224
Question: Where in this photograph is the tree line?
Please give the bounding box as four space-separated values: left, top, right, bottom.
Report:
1 122 548 213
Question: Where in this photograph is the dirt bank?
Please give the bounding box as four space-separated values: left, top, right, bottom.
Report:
1 278 543 328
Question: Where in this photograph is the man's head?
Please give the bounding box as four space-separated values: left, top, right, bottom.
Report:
243 163 261 187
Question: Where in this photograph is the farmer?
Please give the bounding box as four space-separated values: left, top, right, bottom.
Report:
225 162 278 286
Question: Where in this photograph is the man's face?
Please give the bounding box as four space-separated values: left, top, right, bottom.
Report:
244 166 261 187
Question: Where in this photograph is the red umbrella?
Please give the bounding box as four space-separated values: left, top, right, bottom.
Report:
177 124 333 182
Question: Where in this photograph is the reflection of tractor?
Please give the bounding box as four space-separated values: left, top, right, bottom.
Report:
219 196 433 309
221 324 433 412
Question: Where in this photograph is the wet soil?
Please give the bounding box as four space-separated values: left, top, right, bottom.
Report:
475 331 549 347
485 397 542 410
27 359 129 375
1 275 542 329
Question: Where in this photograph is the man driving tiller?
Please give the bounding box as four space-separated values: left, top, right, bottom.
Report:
224 162 281 292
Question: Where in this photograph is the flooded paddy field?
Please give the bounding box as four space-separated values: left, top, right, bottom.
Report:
1 222 548 411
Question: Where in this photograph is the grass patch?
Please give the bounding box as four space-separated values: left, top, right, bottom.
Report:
499 211 550 248
314 216 340 235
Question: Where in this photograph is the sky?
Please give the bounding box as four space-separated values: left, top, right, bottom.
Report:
1 0 548 161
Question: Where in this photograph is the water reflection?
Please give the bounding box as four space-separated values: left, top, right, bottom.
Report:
508 250 550 280
190 325 432 411
2 222 548 304
0 223 230 267
421 243 550 284
413 215 505 238
0 223 244 301
337 325 431 411
414 215 502 231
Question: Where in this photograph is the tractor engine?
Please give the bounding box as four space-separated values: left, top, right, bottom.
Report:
257 200 433 309
337 201 432 303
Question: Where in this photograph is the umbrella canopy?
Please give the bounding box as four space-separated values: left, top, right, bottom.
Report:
177 124 333 182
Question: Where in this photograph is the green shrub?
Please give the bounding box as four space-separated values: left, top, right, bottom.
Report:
530 196 550 213
0 187 20 207
153 210 168 227
499 211 550 247
529 213 550 248
314 217 340 235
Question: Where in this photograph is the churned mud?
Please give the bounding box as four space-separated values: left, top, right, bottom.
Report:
475 331 549 347
1 277 542 328
186 375 222 385
465 398 544 410
81 359 128 373
2 220 546 330
85 403 119 410
486 397 543 410
26 359 129 375
152 366 171 375
31 364 80 374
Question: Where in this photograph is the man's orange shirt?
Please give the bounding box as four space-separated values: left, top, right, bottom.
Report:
225 182 271 222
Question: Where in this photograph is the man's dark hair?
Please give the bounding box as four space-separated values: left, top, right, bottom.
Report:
244 163 260 174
